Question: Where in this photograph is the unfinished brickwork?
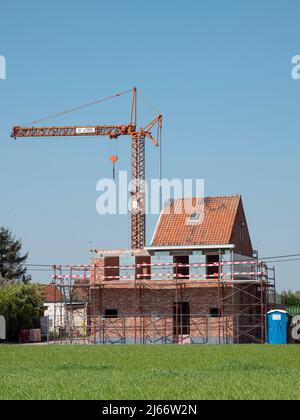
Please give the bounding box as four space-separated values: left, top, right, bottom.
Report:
86 251 270 345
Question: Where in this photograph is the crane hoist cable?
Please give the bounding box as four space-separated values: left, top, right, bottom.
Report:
23 88 133 126
109 136 119 180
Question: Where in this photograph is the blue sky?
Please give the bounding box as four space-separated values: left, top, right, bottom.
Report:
0 0 299 290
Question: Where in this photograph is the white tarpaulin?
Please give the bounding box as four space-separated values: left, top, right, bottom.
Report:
76 127 96 134
0 316 5 340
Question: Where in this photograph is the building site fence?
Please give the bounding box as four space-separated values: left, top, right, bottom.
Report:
46 313 267 345
285 306 300 316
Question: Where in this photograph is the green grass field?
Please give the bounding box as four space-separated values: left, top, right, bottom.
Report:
0 345 299 400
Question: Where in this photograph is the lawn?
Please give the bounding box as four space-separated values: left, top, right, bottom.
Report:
0 344 299 400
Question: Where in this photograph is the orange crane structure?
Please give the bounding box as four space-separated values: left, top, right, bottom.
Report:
11 87 162 250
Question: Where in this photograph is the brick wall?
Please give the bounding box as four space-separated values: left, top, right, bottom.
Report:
230 200 253 257
92 287 226 316
89 284 263 343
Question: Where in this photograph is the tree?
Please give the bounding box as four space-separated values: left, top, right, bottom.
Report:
0 284 44 341
283 290 300 306
0 227 28 284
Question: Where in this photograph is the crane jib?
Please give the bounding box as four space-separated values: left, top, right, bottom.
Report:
11 125 135 139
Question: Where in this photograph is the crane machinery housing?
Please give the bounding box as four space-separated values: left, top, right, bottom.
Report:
11 87 162 250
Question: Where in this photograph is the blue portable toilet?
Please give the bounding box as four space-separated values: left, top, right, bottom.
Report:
267 310 289 345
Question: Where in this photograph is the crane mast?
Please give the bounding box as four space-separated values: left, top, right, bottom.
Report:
11 87 162 250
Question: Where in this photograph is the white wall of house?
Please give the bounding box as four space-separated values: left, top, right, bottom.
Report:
44 303 87 333
43 303 66 331
71 307 87 334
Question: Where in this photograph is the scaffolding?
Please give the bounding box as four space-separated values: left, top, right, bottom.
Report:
49 259 277 345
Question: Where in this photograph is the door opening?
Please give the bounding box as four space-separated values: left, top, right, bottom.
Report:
173 302 190 336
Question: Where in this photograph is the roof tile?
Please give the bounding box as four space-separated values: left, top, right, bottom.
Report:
151 195 241 247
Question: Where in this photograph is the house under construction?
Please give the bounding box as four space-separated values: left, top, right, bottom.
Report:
51 195 277 345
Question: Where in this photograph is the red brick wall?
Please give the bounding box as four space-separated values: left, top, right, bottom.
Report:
91 258 105 284
92 284 262 314
230 200 253 257
92 287 222 316
92 286 260 342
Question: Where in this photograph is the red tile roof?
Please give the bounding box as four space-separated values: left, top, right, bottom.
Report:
43 284 64 303
151 195 243 247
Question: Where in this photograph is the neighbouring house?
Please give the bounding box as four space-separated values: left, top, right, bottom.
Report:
43 284 87 338
88 195 275 344
43 284 65 334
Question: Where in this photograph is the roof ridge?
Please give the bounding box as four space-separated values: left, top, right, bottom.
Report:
168 194 241 204
171 194 241 200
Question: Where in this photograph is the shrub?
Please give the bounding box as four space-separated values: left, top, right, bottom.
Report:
0 284 44 341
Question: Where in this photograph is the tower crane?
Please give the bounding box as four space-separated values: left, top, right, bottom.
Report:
11 87 162 250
